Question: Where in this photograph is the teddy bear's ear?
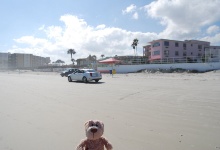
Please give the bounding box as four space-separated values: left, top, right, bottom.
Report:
84 120 93 127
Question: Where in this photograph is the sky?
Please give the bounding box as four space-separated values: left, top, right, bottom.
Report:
0 0 220 64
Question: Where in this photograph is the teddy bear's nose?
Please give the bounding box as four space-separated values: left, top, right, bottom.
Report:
91 128 97 133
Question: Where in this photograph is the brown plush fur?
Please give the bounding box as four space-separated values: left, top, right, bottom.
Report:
76 120 113 150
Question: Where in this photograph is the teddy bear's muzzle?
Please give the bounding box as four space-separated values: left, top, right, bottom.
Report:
90 128 97 133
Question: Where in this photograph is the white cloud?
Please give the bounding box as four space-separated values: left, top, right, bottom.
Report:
11 14 158 64
144 0 220 39
14 36 49 47
38 25 45 31
132 12 139 20
96 24 106 29
45 26 63 39
200 33 220 45
207 25 220 34
122 4 139 20
122 4 136 14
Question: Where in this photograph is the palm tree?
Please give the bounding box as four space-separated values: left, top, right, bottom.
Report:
92 55 97 61
71 58 75 65
67 49 76 64
101 54 105 59
131 38 139 56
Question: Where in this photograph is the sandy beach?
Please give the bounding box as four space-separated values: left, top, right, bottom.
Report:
0 70 220 150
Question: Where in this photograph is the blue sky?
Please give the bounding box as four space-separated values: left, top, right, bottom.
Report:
1 0 220 64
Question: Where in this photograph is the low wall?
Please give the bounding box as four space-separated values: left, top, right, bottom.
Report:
97 62 220 73
33 68 66 72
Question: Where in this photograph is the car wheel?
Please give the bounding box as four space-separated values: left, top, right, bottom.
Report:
95 79 99 83
68 76 72 82
82 77 88 83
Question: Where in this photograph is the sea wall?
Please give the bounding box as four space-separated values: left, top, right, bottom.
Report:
97 62 220 73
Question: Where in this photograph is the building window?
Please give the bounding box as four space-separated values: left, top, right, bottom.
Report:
153 50 160 56
183 43 186 48
153 42 160 47
164 50 169 57
198 45 202 49
164 41 169 46
191 52 193 55
175 42 179 47
175 51 179 56
183 52 186 56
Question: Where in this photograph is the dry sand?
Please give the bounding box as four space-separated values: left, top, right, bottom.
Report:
0 70 220 150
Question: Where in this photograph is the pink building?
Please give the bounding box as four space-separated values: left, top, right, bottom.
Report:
144 39 213 63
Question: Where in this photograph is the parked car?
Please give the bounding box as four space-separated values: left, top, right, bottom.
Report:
68 69 102 83
60 68 78 77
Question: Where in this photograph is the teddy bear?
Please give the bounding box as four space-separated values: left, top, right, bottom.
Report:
76 120 113 150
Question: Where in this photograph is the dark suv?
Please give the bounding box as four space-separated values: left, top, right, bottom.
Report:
60 68 78 77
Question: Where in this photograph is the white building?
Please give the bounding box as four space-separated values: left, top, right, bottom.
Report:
24 54 32 68
0 52 51 69
0 53 9 69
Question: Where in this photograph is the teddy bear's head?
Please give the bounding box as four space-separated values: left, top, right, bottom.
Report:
85 120 104 140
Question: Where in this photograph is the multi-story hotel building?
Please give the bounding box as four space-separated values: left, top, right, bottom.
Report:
0 52 50 69
143 39 220 63
0 53 9 69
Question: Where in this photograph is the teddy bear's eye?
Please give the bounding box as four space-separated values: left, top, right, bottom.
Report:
95 124 99 127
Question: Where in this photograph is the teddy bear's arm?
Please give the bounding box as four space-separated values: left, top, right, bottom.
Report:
102 137 113 150
76 139 87 150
